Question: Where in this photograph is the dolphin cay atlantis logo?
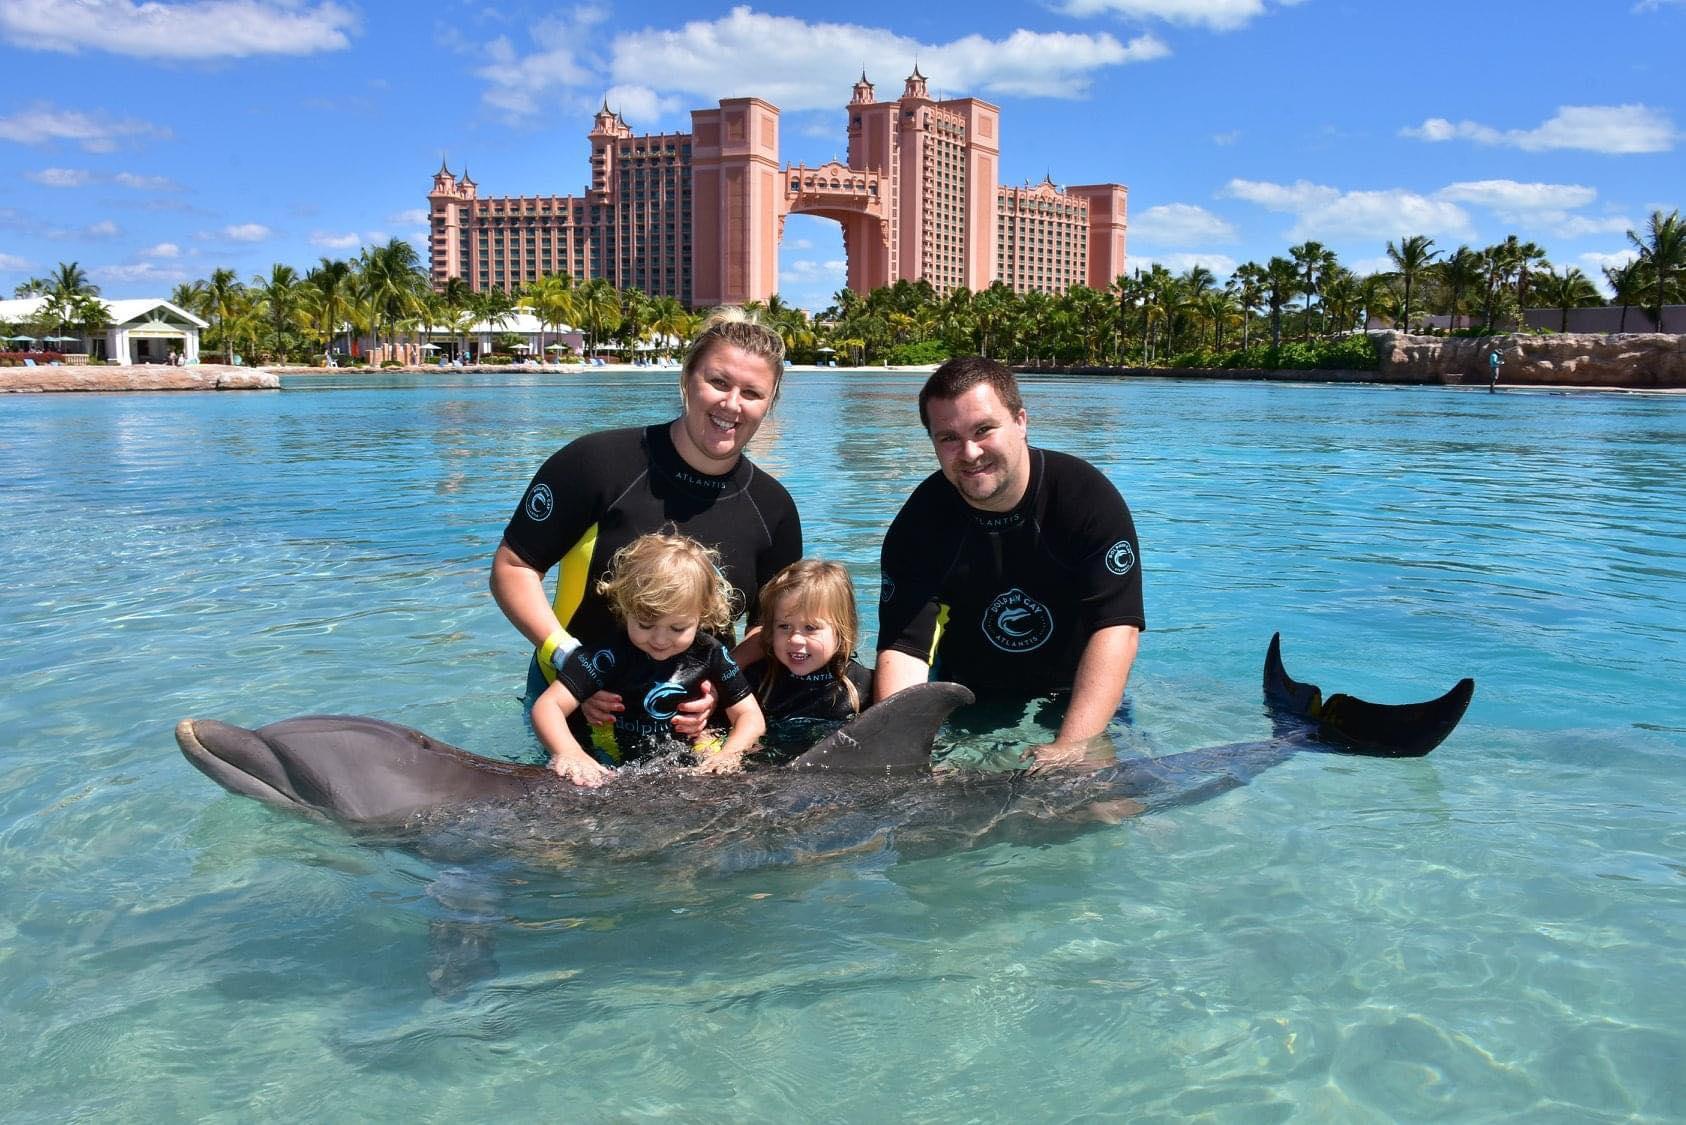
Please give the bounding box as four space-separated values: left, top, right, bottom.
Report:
643 679 690 720
1105 539 1136 577
982 587 1053 653
525 483 554 522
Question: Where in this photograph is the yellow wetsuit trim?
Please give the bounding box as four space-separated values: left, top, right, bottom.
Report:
589 723 622 763
927 603 951 667
535 523 600 684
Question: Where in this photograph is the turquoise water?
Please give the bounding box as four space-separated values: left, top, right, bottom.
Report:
3 371 1684 1121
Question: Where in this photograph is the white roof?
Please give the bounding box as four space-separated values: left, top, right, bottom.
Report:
0 295 208 329
420 311 576 336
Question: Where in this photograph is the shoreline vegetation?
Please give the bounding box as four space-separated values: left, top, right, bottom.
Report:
5 211 1681 390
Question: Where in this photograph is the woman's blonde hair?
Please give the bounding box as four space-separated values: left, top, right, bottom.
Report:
755 559 862 715
681 306 786 403
596 531 738 635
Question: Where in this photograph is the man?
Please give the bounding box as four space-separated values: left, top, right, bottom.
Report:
875 356 1145 764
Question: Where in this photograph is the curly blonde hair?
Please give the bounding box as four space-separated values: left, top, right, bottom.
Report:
755 559 863 715
681 306 786 403
596 531 739 635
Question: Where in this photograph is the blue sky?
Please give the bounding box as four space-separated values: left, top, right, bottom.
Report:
2 0 1681 313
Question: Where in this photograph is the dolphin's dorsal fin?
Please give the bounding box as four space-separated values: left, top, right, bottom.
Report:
787 682 975 773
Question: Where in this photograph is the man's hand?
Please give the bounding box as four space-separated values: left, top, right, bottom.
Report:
1022 733 1114 773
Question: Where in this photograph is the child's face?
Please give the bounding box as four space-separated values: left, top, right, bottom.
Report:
627 612 700 661
769 595 840 676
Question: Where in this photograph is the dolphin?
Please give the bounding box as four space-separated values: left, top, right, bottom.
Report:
175 636 1474 869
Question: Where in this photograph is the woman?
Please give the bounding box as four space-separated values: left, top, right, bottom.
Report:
490 309 801 729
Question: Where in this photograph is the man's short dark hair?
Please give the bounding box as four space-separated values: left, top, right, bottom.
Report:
918 356 1026 431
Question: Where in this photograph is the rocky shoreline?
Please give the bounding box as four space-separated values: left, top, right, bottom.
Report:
0 364 280 393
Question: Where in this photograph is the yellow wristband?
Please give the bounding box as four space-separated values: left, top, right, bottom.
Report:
536 627 577 678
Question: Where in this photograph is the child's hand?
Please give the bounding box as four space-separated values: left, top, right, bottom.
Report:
670 680 718 738
551 754 614 787
692 747 743 775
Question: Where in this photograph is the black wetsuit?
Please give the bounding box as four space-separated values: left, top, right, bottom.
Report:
502 422 802 693
743 658 875 763
877 447 1145 702
555 632 755 764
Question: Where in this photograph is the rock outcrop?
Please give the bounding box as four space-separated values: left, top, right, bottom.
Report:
1374 332 1686 389
0 364 280 393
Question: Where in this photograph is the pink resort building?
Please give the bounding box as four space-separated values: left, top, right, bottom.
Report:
428 71 1127 307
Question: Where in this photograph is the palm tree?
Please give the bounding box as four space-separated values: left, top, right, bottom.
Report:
358 237 425 355
1627 208 1685 331
1436 246 1485 332
204 267 244 361
1289 240 1336 339
1535 267 1601 332
251 263 306 360
71 292 112 359
13 277 52 298
1603 260 1646 333
648 295 693 360
1262 256 1300 350
303 258 355 359
1385 235 1439 332
522 274 576 360
1231 262 1266 350
573 277 622 358
49 260 98 299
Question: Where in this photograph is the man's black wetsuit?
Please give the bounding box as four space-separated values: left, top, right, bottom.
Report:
502 422 802 692
877 447 1145 701
741 658 875 762
555 632 755 764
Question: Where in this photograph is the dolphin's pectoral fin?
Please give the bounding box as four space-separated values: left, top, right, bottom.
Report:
1264 636 1475 758
788 682 975 773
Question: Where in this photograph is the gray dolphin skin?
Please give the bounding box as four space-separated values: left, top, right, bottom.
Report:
175 637 1474 869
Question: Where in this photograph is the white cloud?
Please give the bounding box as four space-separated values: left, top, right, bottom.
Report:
1402 104 1677 155
1223 178 1473 242
1131 252 1238 277
86 219 121 237
1437 180 1596 214
608 9 1160 110
222 223 271 242
1580 249 1639 275
114 171 182 191
310 231 361 249
1055 0 1281 31
25 167 91 187
0 0 357 60
0 103 169 152
1212 130 1240 145
1434 180 1632 240
0 252 31 270
475 12 597 116
91 261 189 284
782 257 848 281
140 242 181 258
1129 203 1236 245
388 208 428 225
602 84 683 125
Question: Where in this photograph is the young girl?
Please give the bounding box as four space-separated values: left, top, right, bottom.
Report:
745 560 875 759
533 532 765 787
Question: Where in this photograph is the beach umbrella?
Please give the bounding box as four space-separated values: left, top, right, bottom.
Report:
512 343 533 352
545 343 569 351
420 343 440 351
44 335 78 343
6 334 36 342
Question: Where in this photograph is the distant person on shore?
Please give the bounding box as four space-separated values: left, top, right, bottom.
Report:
874 356 1145 768
532 532 765 786
1488 347 1503 393
491 308 802 741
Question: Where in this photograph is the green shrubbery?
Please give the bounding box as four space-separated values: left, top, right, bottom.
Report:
883 339 950 366
1166 335 1380 371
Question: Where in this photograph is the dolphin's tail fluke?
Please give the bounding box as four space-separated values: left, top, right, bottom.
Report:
1264 633 1474 758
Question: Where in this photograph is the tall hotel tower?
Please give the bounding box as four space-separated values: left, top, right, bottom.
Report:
428 72 1126 306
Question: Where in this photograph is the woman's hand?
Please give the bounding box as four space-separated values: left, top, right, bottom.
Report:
580 690 625 727
669 680 718 738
